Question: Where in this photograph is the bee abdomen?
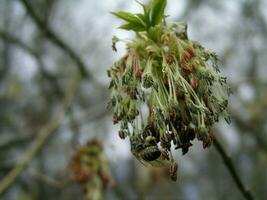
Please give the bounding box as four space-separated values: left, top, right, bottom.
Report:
140 146 161 161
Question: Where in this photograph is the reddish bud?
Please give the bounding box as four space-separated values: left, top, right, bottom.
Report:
190 78 198 89
181 63 192 75
166 54 174 65
181 51 192 62
134 68 143 79
186 46 196 57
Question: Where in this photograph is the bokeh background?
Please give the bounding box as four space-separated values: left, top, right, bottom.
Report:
0 0 267 199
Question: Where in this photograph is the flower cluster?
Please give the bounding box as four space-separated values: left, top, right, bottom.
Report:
108 0 230 180
71 140 114 200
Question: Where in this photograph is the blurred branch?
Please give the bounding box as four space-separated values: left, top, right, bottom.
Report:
19 0 103 88
0 1 11 80
0 135 34 152
0 30 63 97
0 30 35 56
0 73 81 196
80 100 109 123
231 113 267 156
213 136 255 200
30 170 70 189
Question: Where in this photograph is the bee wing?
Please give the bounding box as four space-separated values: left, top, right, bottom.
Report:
134 157 162 167
132 152 149 167
148 156 173 167
147 159 165 167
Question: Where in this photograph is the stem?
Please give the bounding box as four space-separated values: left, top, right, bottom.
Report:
213 136 255 200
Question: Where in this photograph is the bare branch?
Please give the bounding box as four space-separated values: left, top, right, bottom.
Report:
30 170 70 189
230 109 267 156
0 30 63 97
19 0 104 89
213 135 255 200
0 30 36 56
0 73 81 196
0 135 34 152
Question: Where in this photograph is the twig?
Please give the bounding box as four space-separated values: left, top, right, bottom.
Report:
0 135 34 152
229 108 267 156
30 170 70 189
0 30 63 97
19 0 103 89
0 73 81 196
0 30 35 56
1 1 11 80
213 136 255 200
20 0 87 77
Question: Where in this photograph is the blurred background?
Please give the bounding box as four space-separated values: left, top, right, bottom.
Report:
0 0 267 199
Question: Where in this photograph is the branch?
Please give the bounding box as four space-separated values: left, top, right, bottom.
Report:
19 0 103 88
30 170 70 189
0 135 34 152
0 0 12 80
0 30 36 56
0 30 63 97
230 109 267 156
213 136 255 200
0 73 81 196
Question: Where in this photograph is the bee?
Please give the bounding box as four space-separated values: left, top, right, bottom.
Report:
140 136 161 161
130 135 162 166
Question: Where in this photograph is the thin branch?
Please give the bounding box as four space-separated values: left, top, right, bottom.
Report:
0 1 11 80
230 109 267 156
0 30 36 56
20 0 87 77
213 136 255 200
30 170 70 189
79 100 109 123
0 135 34 152
0 30 63 97
19 0 103 89
0 73 81 196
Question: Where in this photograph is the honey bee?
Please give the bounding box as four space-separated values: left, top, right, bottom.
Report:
130 135 163 166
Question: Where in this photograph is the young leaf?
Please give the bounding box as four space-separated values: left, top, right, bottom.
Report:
135 0 151 26
150 0 167 26
119 23 146 32
136 13 149 28
111 11 146 27
135 0 150 14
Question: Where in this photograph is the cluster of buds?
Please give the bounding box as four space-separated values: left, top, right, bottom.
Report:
70 140 114 200
108 0 230 180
